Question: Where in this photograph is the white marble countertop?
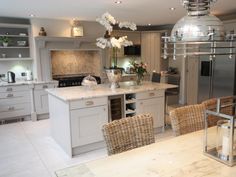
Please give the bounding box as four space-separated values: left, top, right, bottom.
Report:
55 129 236 177
0 80 58 87
47 81 177 102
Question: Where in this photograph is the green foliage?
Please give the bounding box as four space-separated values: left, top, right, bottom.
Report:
129 60 147 77
0 36 11 43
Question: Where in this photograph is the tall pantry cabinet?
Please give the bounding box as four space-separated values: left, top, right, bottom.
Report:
141 32 167 73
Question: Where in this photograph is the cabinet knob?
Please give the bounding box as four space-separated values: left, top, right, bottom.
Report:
6 88 13 92
7 93 13 98
85 101 94 106
140 102 143 105
149 92 155 97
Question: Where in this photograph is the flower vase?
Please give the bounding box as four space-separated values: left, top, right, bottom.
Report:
3 42 8 47
136 74 143 85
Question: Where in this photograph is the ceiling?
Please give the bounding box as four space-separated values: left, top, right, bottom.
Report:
1 0 236 25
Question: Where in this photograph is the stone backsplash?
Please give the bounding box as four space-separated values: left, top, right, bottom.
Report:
51 50 101 76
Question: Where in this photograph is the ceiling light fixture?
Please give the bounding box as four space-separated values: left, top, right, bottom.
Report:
169 7 176 11
115 1 122 4
29 14 35 17
148 24 151 26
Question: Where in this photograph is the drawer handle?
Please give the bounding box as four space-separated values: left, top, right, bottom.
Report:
8 106 15 111
85 101 94 106
6 88 13 92
149 93 155 97
7 94 13 98
43 85 48 89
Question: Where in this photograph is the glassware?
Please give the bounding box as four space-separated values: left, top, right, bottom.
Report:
81 75 97 89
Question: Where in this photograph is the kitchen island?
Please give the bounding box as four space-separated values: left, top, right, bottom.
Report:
47 81 177 157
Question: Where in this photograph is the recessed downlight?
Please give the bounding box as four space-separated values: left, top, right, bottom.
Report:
169 7 176 11
29 14 35 17
115 1 122 4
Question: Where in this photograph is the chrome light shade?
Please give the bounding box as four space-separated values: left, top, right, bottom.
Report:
171 14 225 42
170 0 225 42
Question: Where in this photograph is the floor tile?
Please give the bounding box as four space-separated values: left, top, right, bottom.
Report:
0 119 174 177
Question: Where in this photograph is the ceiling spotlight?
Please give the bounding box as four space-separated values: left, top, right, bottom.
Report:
29 14 35 17
148 24 151 26
115 1 122 4
169 7 176 11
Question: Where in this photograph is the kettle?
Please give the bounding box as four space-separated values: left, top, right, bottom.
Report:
7 71 15 83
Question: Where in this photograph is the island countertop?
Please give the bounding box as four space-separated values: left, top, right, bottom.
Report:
46 81 177 102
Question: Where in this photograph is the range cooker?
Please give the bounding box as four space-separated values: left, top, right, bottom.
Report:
53 74 101 88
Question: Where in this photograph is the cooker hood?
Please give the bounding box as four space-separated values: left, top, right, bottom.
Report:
170 0 225 42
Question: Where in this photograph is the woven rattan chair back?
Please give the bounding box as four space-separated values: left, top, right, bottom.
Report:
170 104 205 136
102 114 155 155
202 97 234 127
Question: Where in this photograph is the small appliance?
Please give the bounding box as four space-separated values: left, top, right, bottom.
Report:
25 70 32 81
7 71 15 83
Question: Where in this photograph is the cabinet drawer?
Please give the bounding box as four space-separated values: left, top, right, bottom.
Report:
34 83 57 90
0 85 29 93
0 91 30 105
136 90 164 100
0 103 31 119
70 97 108 110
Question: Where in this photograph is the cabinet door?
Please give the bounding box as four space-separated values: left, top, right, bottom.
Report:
70 105 108 147
137 97 164 128
141 32 161 73
34 90 49 114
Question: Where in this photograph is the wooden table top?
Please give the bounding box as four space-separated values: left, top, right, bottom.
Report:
56 129 235 177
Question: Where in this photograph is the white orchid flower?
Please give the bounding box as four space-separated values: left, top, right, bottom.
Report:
110 37 121 48
102 12 116 25
119 22 137 31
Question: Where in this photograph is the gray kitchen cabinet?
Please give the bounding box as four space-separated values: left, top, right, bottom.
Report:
136 90 165 131
33 83 57 115
141 32 163 73
0 85 31 120
70 105 108 147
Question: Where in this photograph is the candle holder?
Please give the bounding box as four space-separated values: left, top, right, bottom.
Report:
204 96 236 166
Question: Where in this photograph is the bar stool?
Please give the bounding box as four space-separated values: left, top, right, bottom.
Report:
151 72 161 83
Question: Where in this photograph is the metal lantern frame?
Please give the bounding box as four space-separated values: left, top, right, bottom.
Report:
204 96 236 166
162 32 236 60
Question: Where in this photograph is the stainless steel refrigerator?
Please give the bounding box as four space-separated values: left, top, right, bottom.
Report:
198 47 236 103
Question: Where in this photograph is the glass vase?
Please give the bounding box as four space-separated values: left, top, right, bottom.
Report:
136 74 143 85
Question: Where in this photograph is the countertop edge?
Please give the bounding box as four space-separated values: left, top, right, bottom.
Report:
47 82 177 102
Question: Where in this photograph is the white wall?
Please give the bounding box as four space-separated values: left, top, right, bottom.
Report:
0 60 32 81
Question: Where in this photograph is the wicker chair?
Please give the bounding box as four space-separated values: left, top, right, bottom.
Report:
202 96 233 127
169 104 205 136
102 114 155 155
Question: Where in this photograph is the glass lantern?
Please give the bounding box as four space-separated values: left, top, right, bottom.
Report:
204 96 236 166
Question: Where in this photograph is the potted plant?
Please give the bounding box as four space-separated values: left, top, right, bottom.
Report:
96 12 137 89
130 61 147 85
0 36 11 47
